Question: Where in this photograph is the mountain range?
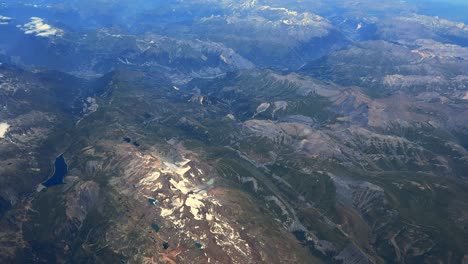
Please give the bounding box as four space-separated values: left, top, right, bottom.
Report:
0 0 467 263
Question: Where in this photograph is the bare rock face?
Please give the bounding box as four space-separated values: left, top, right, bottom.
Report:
335 243 373 264
66 181 100 227
68 141 311 264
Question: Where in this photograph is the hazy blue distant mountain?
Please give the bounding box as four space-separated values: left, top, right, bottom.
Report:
0 1 467 263
408 0 468 23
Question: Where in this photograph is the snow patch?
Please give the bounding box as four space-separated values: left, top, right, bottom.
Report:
463 92 468 100
117 57 132 65
356 22 363 31
162 159 191 177
220 54 228 64
210 220 251 257
226 114 235 120
258 6 298 16
160 207 175 217
253 102 270 117
169 177 192 195
186 192 206 220
139 171 161 187
0 122 10 138
83 97 98 115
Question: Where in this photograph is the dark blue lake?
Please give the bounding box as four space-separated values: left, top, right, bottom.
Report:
42 154 68 187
